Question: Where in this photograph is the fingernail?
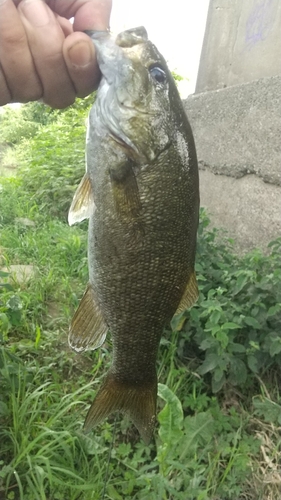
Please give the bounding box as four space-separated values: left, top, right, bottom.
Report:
20 0 51 27
68 41 93 68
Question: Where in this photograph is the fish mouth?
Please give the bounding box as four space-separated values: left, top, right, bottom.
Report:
85 28 155 117
84 27 149 87
84 27 148 48
87 27 169 163
84 30 110 37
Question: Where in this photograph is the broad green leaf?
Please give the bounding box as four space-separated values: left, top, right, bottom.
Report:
0 283 13 292
197 353 219 375
212 371 225 392
199 337 216 350
229 358 247 385
247 355 258 373
0 271 10 278
253 397 281 425
249 340 260 350
233 274 249 295
221 322 241 330
267 305 281 317
210 309 221 324
6 295 22 311
107 484 123 500
207 324 221 335
0 313 10 334
231 343 246 353
216 330 229 348
269 337 281 357
213 366 225 382
244 316 261 329
180 411 214 459
157 383 183 443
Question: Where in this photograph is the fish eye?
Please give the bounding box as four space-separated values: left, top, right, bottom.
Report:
149 65 167 84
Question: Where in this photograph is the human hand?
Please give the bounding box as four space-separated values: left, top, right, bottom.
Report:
0 0 112 108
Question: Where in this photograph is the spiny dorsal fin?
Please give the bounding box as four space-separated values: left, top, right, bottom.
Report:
68 284 107 353
68 173 95 226
84 372 157 444
175 270 199 315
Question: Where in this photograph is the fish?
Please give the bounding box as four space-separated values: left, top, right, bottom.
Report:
68 26 199 444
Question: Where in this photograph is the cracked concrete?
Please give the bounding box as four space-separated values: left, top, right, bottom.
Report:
185 76 281 187
184 77 281 253
184 0 281 253
199 170 281 253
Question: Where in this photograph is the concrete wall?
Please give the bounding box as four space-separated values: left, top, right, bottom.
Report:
185 76 281 187
184 76 281 253
196 0 281 93
186 0 281 253
197 170 281 253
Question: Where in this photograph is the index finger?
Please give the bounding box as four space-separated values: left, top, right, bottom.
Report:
58 0 112 98
0 0 43 104
46 0 112 31
13 1 112 30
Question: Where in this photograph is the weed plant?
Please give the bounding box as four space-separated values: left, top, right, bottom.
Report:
0 102 281 499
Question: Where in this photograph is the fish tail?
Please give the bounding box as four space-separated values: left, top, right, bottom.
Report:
84 372 157 444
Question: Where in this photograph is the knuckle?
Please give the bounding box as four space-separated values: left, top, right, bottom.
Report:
0 93 11 106
6 74 43 103
76 83 96 99
43 92 76 109
1 30 27 50
20 88 43 103
0 68 12 105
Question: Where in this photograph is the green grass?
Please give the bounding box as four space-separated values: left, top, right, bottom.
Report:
1 189 280 500
1 102 281 499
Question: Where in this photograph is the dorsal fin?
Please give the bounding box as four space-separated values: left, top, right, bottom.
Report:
176 271 199 315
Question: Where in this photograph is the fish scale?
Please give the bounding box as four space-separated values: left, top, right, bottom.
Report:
68 26 199 443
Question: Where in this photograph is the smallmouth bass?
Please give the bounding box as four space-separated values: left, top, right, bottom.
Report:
68 27 199 444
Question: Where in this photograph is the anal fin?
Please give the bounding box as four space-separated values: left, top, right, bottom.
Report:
68 173 95 226
68 284 107 353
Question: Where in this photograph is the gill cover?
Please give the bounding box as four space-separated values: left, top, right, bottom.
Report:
87 27 172 163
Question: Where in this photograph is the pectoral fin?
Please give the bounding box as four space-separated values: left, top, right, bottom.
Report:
68 284 107 353
176 271 199 315
68 174 95 226
110 161 144 239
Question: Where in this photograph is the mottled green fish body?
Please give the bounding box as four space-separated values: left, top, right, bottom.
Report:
68 27 199 443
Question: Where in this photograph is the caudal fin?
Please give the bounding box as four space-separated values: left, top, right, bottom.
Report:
84 373 157 444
